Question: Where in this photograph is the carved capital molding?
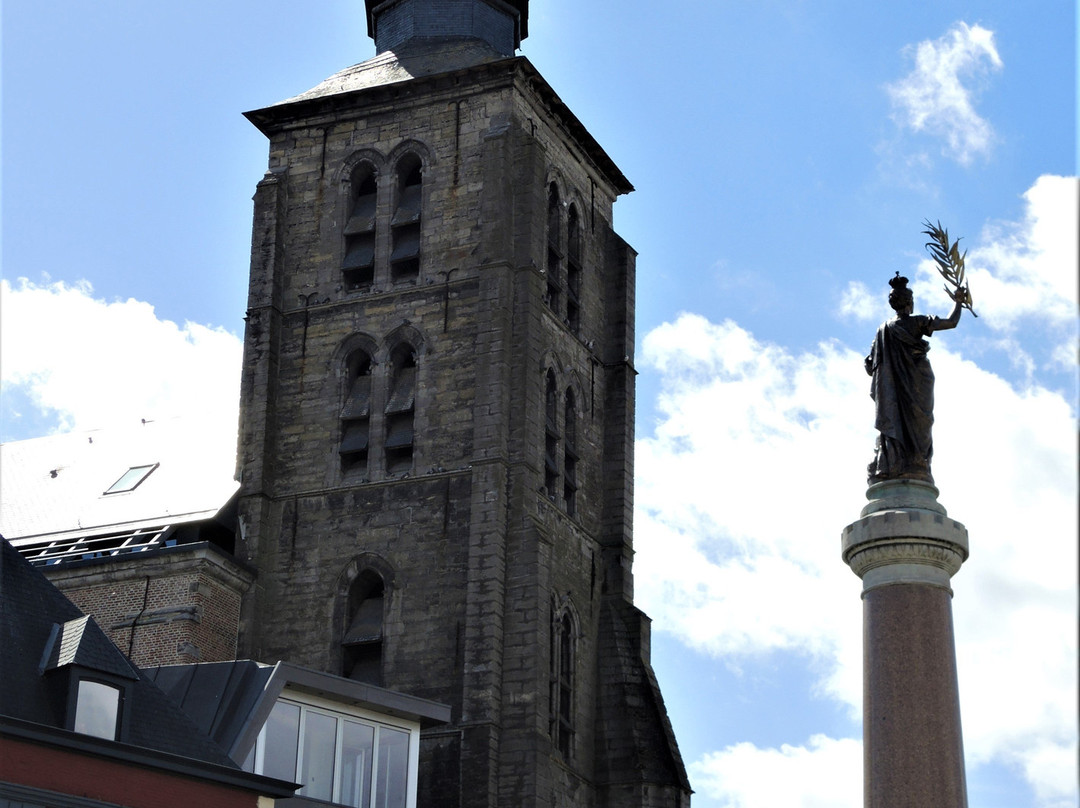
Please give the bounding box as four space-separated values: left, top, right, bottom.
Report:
842 494 968 592
845 537 966 577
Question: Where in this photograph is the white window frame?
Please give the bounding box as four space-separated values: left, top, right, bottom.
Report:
250 690 420 808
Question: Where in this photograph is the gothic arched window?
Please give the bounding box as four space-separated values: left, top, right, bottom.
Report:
343 165 377 291
544 370 559 500
385 344 417 474
563 389 578 515
340 350 373 472
342 570 385 685
550 607 575 758
566 204 582 335
545 183 562 314
390 154 422 284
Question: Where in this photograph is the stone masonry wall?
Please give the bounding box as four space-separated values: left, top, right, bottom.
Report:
235 56 682 808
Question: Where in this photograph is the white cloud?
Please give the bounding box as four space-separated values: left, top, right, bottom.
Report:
837 280 882 322
636 315 868 711
635 306 1076 804
688 734 861 808
887 22 1003 165
0 277 242 436
913 176 1079 373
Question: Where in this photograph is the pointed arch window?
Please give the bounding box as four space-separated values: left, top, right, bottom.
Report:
342 570 385 685
563 389 578 516
343 167 377 291
385 345 417 474
550 608 575 758
340 351 373 472
567 204 582 335
391 155 422 284
545 184 562 314
544 370 559 500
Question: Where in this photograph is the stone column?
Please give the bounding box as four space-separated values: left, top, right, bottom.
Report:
842 479 969 808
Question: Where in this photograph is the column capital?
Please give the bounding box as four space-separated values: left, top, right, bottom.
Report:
842 480 968 592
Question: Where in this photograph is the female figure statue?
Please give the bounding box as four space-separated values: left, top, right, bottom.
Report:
865 273 966 484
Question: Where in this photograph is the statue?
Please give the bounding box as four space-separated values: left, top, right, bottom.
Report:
865 222 975 485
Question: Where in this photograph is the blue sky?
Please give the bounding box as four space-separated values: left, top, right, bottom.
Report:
2 2 1077 806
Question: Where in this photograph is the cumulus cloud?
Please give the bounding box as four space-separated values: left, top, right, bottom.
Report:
635 311 1076 803
689 734 862 808
0 277 242 437
837 280 883 323
887 22 1003 165
636 315 866 708
913 175 1079 374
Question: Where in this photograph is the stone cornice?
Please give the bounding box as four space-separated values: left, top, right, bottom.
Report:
842 480 968 593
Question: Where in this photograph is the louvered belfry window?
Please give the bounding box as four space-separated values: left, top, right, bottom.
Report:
544 370 559 500
340 351 373 471
343 168 377 291
390 155 422 284
385 345 417 473
342 569 385 685
567 204 582 335
563 389 578 515
545 183 562 314
550 609 575 758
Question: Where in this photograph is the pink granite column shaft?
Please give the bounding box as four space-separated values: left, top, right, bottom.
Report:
863 583 967 808
842 479 969 808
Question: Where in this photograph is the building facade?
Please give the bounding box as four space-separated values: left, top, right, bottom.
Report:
233 1 689 806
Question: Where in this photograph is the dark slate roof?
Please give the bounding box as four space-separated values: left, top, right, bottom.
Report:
40 615 139 680
253 37 510 108
594 597 692 793
146 660 274 755
244 45 633 196
147 660 452 763
0 537 238 767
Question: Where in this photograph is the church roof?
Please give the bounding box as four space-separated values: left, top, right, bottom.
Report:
245 41 633 196
0 414 239 564
269 37 510 106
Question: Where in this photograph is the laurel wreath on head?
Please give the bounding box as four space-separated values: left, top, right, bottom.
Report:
921 219 978 317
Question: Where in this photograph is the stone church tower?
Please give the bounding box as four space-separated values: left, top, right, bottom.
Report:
235 2 690 805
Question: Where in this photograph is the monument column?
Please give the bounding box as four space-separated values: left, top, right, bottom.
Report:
842 479 969 808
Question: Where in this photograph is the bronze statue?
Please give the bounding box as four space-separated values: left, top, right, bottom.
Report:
865 222 974 485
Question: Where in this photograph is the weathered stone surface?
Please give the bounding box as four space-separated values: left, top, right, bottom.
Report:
234 39 688 808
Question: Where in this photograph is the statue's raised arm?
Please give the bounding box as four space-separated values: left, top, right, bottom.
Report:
865 223 974 485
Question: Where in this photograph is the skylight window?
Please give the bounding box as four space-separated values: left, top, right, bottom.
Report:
104 463 159 494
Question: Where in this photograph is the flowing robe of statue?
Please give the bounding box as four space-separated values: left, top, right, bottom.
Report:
865 314 936 483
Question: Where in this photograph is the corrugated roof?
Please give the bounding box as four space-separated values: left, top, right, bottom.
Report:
0 414 239 548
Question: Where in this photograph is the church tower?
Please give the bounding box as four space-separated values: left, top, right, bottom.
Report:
235 2 689 805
